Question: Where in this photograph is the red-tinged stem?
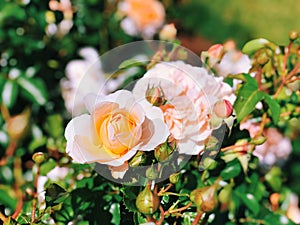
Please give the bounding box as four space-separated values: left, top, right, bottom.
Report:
274 61 300 98
192 211 204 225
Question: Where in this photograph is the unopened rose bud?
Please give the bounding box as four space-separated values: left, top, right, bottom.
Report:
190 185 218 212
32 152 45 164
207 44 224 60
159 23 177 41
289 30 299 41
169 172 180 184
146 165 157 180
250 135 267 145
203 157 217 170
255 49 270 66
7 108 30 141
154 141 174 162
213 99 233 118
136 185 160 215
129 151 146 167
145 85 166 106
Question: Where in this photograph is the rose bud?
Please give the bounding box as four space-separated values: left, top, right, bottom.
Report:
250 134 267 145
7 108 30 142
145 85 166 106
289 30 299 41
146 165 158 180
190 185 218 212
169 172 180 184
154 141 174 162
32 152 46 164
129 151 146 167
136 185 160 215
213 99 233 118
159 23 177 41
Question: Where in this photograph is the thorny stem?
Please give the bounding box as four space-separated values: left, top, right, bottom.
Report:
283 42 292 70
221 143 250 152
158 183 173 196
12 157 23 220
258 113 267 135
156 206 165 225
0 141 17 166
31 164 40 223
0 212 9 223
165 202 193 215
191 211 204 225
274 61 300 98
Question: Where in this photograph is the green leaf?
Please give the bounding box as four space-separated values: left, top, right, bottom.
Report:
45 183 68 207
40 158 56 176
1 80 18 108
243 193 260 215
17 76 48 105
118 59 146 70
221 161 242 180
228 73 257 86
44 114 64 138
263 94 280 124
242 38 270 55
0 187 17 210
234 83 264 122
121 186 140 212
109 203 121 225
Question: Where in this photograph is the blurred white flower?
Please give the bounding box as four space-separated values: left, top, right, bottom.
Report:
118 0 165 39
60 47 106 115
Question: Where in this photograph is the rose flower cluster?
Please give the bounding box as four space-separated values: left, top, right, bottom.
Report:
64 60 234 179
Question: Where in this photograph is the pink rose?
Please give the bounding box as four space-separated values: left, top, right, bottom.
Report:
133 61 232 155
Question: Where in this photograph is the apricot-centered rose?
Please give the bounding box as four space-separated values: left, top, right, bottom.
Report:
133 61 232 155
65 90 169 167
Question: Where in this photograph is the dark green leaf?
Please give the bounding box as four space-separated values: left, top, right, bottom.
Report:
40 158 56 176
45 183 68 207
263 94 280 124
234 83 264 122
221 161 242 180
110 203 121 225
17 76 48 105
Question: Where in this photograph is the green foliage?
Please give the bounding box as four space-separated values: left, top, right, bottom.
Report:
0 1 299 225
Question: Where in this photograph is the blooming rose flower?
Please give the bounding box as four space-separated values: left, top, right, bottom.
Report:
240 121 292 166
61 47 106 115
118 0 165 39
65 90 169 170
133 61 233 155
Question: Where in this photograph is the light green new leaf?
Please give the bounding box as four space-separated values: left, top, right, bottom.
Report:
242 38 269 55
119 59 146 69
234 83 264 123
17 76 48 105
263 93 280 124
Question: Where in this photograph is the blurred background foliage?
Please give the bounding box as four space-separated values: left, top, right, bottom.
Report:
0 0 299 224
